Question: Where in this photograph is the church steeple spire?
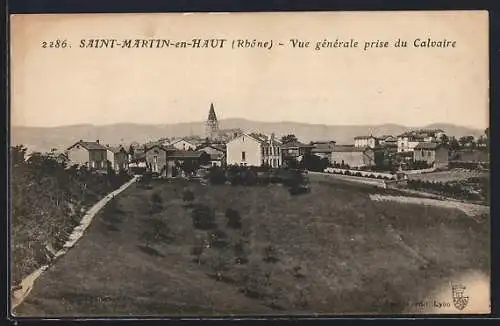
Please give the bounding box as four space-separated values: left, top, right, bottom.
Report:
208 103 217 122
205 102 219 141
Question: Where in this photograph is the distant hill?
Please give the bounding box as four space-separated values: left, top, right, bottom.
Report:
10 119 485 154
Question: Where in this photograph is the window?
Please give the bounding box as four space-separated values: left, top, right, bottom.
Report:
241 151 246 161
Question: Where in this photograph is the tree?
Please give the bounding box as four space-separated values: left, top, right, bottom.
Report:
449 136 460 151
485 127 489 139
458 135 475 148
11 145 27 165
281 134 298 144
179 159 200 176
300 153 328 172
249 132 267 140
439 134 450 146
199 152 211 166
128 145 135 157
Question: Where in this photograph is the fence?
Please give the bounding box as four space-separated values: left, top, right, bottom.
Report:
403 166 438 175
324 167 396 180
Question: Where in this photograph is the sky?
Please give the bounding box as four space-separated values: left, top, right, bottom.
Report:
10 11 489 129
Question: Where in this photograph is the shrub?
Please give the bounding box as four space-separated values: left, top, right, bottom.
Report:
225 208 242 229
233 239 249 264
240 266 272 300
183 188 195 203
190 245 204 264
209 229 230 249
244 170 258 186
150 192 163 213
208 166 226 185
191 204 216 230
355 172 362 177
289 185 309 196
140 217 173 246
262 245 279 263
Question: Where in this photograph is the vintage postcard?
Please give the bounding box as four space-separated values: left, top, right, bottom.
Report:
9 11 490 317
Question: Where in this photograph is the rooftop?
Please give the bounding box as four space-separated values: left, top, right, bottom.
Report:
281 140 314 149
168 151 206 159
331 145 366 153
414 142 442 150
68 140 107 151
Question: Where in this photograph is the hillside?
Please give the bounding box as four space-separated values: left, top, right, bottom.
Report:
11 119 485 154
14 178 489 316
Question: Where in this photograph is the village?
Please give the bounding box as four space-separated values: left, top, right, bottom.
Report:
58 103 489 194
11 104 491 315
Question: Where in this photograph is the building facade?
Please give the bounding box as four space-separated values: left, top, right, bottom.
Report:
311 141 336 161
145 145 170 175
281 141 314 160
170 138 198 151
66 140 108 169
397 129 445 153
413 142 449 168
197 144 226 166
226 132 282 167
330 145 378 168
260 133 282 168
354 136 378 148
106 146 129 172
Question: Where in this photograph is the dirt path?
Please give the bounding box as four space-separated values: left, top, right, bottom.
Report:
369 194 489 221
11 176 138 311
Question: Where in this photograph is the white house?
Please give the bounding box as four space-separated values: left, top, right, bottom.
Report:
397 129 444 153
170 138 198 151
354 135 378 148
226 132 282 167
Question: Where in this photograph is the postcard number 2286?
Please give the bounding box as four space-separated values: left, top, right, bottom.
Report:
41 40 70 48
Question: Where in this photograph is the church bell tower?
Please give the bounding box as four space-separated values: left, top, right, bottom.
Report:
205 102 219 141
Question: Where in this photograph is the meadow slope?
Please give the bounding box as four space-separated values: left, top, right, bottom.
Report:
13 178 490 316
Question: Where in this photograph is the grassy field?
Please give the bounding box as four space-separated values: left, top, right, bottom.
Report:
407 169 488 183
13 177 490 316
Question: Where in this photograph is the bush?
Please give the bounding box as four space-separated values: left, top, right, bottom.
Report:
233 239 249 264
183 189 195 203
150 192 163 213
190 245 204 264
226 208 242 229
244 170 258 186
140 217 173 245
208 166 227 185
208 229 230 249
262 245 279 263
191 205 216 230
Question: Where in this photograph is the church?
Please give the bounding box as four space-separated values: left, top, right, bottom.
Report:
204 103 241 144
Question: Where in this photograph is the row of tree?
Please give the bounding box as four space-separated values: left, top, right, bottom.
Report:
11 145 132 284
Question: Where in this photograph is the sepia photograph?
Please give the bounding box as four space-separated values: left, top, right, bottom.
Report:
9 11 490 317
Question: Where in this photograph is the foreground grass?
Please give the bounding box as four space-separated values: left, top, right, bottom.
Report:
14 178 490 316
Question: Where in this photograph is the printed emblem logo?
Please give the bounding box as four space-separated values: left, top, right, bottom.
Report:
452 283 469 311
